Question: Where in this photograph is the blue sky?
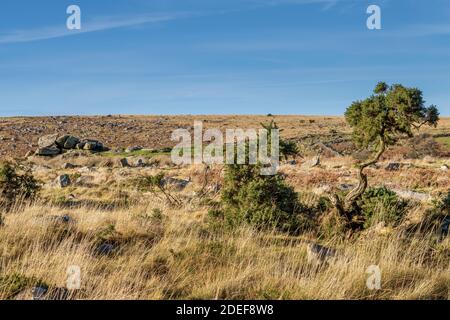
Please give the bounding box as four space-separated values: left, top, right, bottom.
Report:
0 0 449 116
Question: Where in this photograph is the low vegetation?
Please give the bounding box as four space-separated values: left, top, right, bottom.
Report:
0 84 448 300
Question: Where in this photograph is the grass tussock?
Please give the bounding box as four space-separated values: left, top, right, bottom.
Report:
0 200 448 300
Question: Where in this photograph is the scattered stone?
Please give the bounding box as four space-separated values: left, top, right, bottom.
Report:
423 156 435 164
306 243 336 264
392 188 431 202
385 163 401 171
59 214 73 223
162 177 191 190
119 158 130 168
62 163 76 169
32 285 69 301
135 158 145 167
339 184 355 191
441 164 449 172
126 146 143 153
315 142 342 157
76 142 86 150
302 156 320 169
95 243 117 256
56 174 71 188
83 140 103 151
47 214 74 225
25 150 34 158
75 175 94 186
31 286 48 300
36 146 61 156
38 134 58 148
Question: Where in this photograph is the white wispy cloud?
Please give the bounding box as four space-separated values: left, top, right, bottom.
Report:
0 12 193 44
0 0 355 44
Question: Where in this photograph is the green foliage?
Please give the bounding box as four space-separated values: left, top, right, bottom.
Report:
260 120 300 160
133 172 181 206
280 140 300 160
0 162 40 205
0 273 47 300
96 224 117 241
151 208 163 220
435 191 450 214
345 82 439 150
219 163 307 233
359 187 408 229
318 210 349 240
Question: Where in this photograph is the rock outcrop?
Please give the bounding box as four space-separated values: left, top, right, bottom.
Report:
35 134 108 156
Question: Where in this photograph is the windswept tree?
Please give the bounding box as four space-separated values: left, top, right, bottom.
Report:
332 82 439 224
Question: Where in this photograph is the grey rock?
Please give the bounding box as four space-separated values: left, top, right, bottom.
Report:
119 158 130 168
75 175 94 186
306 243 337 264
126 146 143 153
25 150 34 158
56 174 71 188
339 183 355 191
83 140 104 152
385 163 401 171
302 156 320 169
32 286 48 300
38 134 58 148
392 188 431 202
62 163 76 169
55 135 70 148
36 146 61 156
162 177 190 190
64 136 80 149
32 286 69 301
95 243 117 256
135 158 146 167
47 214 74 225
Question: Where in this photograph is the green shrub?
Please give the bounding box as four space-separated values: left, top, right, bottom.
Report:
359 187 408 228
133 173 181 206
0 162 40 205
280 140 300 160
432 191 450 214
219 163 307 233
260 121 300 160
424 191 450 238
0 273 47 300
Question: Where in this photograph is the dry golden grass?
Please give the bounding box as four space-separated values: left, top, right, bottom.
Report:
0 198 449 300
0 115 449 300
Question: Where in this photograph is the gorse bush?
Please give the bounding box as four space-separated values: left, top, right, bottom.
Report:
0 162 40 205
432 190 450 214
219 163 308 233
425 191 450 238
133 172 181 206
261 120 300 160
358 186 408 229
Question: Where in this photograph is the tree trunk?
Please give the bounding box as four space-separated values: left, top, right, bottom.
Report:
333 136 386 218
